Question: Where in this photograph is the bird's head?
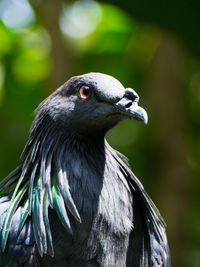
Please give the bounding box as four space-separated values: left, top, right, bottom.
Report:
36 72 148 138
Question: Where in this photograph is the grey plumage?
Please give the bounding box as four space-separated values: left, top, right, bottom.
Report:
0 72 170 266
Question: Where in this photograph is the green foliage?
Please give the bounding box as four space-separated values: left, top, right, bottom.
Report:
0 0 200 265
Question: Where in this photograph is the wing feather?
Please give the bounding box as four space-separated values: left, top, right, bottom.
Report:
57 159 81 223
35 176 47 254
1 181 29 251
32 189 43 256
106 143 170 266
52 178 72 234
43 191 54 257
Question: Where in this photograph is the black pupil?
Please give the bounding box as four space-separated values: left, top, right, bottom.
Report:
82 86 90 96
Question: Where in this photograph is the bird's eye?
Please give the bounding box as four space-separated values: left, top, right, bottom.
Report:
78 85 92 101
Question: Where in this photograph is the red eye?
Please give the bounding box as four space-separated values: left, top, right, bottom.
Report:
78 85 92 101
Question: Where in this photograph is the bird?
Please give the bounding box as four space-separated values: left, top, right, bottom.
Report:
0 72 170 266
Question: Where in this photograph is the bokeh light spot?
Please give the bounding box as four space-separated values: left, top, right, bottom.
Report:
60 0 102 39
0 0 35 29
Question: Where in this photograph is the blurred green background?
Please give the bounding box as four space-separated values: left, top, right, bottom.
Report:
0 0 200 266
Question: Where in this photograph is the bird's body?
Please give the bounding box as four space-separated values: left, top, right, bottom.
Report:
0 73 170 266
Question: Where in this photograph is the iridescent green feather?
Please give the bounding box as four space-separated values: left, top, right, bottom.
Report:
9 163 29 206
58 167 81 223
0 159 80 257
18 198 29 233
35 176 47 254
32 189 43 256
52 178 72 234
1 180 29 251
28 162 38 215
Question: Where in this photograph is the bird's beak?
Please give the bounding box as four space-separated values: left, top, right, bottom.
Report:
114 88 148 124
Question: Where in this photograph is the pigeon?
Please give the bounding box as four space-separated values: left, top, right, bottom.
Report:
0 72 170 266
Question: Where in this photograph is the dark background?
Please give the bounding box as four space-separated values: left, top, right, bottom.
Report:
0 0 200 266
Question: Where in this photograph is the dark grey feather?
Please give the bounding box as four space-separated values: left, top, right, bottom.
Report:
28 162 38 215
43 191 54 257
